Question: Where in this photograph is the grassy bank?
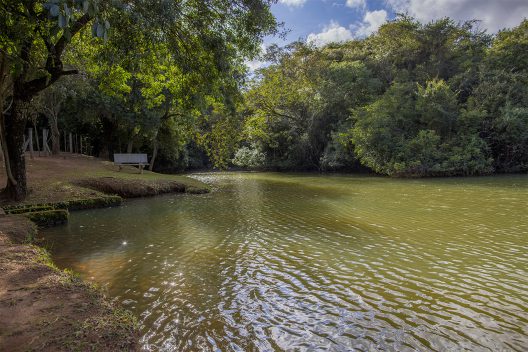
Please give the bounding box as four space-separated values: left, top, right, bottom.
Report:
0 215 139 351
0 153 209 208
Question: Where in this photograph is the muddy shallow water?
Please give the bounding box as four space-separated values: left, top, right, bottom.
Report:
43 173 528 351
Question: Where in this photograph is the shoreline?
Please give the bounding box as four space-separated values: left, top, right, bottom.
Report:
0 154 211 350
0 215 139 351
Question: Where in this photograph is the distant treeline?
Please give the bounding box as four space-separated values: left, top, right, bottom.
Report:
235 17 528 176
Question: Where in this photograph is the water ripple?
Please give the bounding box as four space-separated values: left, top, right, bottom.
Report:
43 173 528 351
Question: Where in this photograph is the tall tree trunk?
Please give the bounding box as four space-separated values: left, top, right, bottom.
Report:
0 114 16 190
50 115 60 155
126 139 134 153
33 123 40 157
149 139 158 171
3 98 28 200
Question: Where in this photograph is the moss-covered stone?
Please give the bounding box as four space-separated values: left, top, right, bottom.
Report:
4 205 55 214
23 209 69 227
53 196 123 210
2 196 122 213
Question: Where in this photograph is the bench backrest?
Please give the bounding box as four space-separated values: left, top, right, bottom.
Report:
114 153 148 164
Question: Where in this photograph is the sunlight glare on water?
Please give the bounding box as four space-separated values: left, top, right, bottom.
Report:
43 173 528 351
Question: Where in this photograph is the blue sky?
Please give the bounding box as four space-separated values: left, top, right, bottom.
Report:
265 0 528 47
270 0 392 45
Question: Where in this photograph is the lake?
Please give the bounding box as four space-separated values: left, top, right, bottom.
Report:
42 172 528 351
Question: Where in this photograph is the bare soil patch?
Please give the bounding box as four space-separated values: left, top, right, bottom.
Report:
0 215 139 351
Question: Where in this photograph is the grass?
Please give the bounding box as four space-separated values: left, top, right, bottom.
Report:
0 153 209 207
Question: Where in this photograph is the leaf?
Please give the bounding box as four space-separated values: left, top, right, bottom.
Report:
88 3 95 17
58 14 67 28
83 0 89 13
50 25 61 38
49 4 60 17
63 28 72 42
97 23 104 37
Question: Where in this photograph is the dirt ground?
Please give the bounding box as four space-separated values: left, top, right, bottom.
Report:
0 153 208 205
0 215 139 351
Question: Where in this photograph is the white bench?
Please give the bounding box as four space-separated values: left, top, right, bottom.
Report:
114 153 149 173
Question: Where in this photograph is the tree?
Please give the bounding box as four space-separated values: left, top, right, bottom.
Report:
351 80 491 176
35 81 70 154
239 16 518 177
0 0 110 199
1 0 278 200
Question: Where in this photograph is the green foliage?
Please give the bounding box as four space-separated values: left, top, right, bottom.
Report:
233 145 266 169
240 17 527 176
5 3 525 178
350 80 492 176
37 0 279 170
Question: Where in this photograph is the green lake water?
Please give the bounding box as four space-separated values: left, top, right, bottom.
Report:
42 172 528 351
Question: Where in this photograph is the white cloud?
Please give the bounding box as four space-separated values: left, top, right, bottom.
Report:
246 60 266 72
346 0 366 9
385 0 528 32
279 0 307 8
355 10 388 36
245 43 268 72
307 21 354 47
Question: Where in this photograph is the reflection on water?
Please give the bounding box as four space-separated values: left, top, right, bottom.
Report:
43 173 528 351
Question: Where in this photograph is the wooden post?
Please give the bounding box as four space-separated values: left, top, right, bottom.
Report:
34 125 41 157
69 133 73 153
28 128 34 159
42 129 51 156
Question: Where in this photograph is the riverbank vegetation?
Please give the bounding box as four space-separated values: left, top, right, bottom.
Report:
0 154 209 207
51 17 528 179
239 18 528 176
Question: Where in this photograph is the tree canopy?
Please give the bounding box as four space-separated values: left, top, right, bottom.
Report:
0 0 278 199
1 6 527 201
237 17 528 176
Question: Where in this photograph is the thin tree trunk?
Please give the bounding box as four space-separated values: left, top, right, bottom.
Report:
50 115 60 155
0 113 16 190
33 123 41 157
3 98 28 200
126 139 134 153
149 139 158 171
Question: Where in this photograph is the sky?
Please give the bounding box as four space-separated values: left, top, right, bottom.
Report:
247 0 528 71
249 0 527 65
